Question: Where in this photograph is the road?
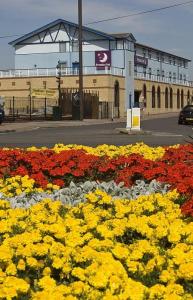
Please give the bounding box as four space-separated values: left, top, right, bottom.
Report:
0 116 192 147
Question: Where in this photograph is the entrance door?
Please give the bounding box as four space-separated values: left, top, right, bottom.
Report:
134 90 141 107
114 81 120 118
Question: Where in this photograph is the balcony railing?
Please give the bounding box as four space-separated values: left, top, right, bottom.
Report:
135 72 193 87
0 66 124 78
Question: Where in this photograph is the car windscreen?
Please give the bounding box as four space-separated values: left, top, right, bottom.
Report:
183 106 193 111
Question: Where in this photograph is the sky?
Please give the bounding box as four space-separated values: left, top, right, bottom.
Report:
0 0 193 78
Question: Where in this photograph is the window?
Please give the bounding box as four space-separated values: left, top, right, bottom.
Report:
143 66 146 76
162 70 165 78
12 82 15 86
142 48 146 57
169 56 172 64
180 74 182 80
169 72 172 81
72 41 79 52
116 40 124 49
26 81 30 86
148 68 152 78
0 82 1 86
179 60 182 67
183 60 186 68
157 69 160 77
110 41 116 50
173 58 176 65
59 42 66 53
173 73 176 81
148 50 151 59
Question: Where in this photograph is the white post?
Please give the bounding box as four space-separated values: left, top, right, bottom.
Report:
131 107 141 131
126 109 132 129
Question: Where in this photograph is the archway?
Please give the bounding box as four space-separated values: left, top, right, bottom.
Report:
114 81 120 118
152 86 156 108
142 84 147 108
165 87 169 108
170 88 173 109
187 90 190 104
157 86 161 108
177 89 180 109
181 90 184 108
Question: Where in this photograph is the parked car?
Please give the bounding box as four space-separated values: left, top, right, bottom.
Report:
178 105 193 125
0 108 4 125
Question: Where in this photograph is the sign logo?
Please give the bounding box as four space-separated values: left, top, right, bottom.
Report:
95 51 111 70
134 55 148 67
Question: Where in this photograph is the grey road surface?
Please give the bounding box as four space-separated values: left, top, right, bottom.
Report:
0 117 192 147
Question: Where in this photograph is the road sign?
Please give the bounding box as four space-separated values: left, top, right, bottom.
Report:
32 89 56 99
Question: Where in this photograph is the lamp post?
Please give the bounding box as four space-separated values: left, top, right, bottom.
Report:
78 0 83 120
56 61 62 113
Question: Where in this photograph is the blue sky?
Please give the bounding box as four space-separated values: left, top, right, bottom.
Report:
0 0 193 77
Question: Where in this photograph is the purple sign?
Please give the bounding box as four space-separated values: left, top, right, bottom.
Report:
95 51 111 70
134 55 148 67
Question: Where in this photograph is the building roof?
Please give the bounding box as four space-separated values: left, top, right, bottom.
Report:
9 19 116 46
110 33 136 42
136 42 191 62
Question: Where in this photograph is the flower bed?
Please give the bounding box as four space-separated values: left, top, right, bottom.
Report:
0 143 193 299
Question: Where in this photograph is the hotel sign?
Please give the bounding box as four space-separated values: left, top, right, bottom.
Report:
95 50 111 69
134 55 148 67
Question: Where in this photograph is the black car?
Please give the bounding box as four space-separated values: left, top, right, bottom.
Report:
0 108 4 125
178 105 193 125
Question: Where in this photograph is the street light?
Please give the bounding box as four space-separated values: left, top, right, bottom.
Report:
78 0 83 120
56 61 62 109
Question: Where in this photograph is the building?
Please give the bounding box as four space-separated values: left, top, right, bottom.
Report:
0 18 192 118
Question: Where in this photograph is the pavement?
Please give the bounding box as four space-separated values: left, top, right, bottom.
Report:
0 112 179 134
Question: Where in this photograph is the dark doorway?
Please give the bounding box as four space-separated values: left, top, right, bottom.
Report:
114 81 120 117
134 90 141 108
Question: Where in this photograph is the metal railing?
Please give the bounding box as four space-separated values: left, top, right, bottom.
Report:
0 66 124 78
135 72 193 87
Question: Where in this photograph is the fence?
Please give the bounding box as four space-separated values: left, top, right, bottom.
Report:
3 92 110 121
4 96 58 121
